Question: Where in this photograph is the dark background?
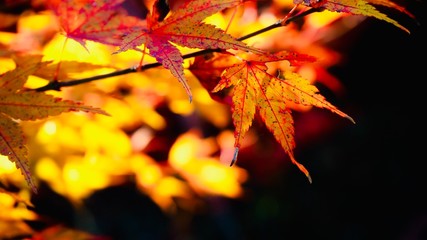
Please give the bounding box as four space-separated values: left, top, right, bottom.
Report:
217 7 427 239
245 2 427 239
240 3 427 239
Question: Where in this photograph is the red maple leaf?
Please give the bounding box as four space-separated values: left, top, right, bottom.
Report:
116 0 266 102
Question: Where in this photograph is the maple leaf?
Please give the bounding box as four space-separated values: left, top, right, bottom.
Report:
294 0 414 33
0 56 109 193
0 186 36 238
116 0 266 102
212 51 354 182
48 0 144 49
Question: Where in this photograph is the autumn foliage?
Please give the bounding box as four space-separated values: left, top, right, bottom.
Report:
0 0 417 238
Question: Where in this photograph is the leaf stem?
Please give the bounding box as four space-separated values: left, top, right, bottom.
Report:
34 7 320 92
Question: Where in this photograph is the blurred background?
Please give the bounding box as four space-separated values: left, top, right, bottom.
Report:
0 0 426 239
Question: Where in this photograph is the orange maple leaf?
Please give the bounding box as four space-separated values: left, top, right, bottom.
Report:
116 0 266 102
0 56 109 193
213 51 355 182
294 0 415 33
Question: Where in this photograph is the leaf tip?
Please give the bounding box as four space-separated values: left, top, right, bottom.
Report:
30 183 39 194
346 115 356 124
290 155 312 184
307 173 312 184
100 110 112 117
112 48 124 55
230 147 239 166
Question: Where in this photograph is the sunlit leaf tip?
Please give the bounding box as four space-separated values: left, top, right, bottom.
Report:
181 81 193 103
346 115 356 124
230 147 239 166
290 155 312 183
16 161 38 194
307 173 313 184
29 181 38 194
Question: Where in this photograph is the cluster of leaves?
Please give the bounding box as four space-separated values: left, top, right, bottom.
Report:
1 0 415 193
0 0 416 237
0 56 109 193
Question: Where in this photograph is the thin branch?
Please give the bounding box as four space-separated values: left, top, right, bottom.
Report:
34 67 138 91
34 7 320 92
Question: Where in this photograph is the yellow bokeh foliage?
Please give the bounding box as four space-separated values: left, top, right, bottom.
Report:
0 0 369 236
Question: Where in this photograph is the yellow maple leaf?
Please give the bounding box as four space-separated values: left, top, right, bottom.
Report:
0 56 109 193
294 0 414 33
